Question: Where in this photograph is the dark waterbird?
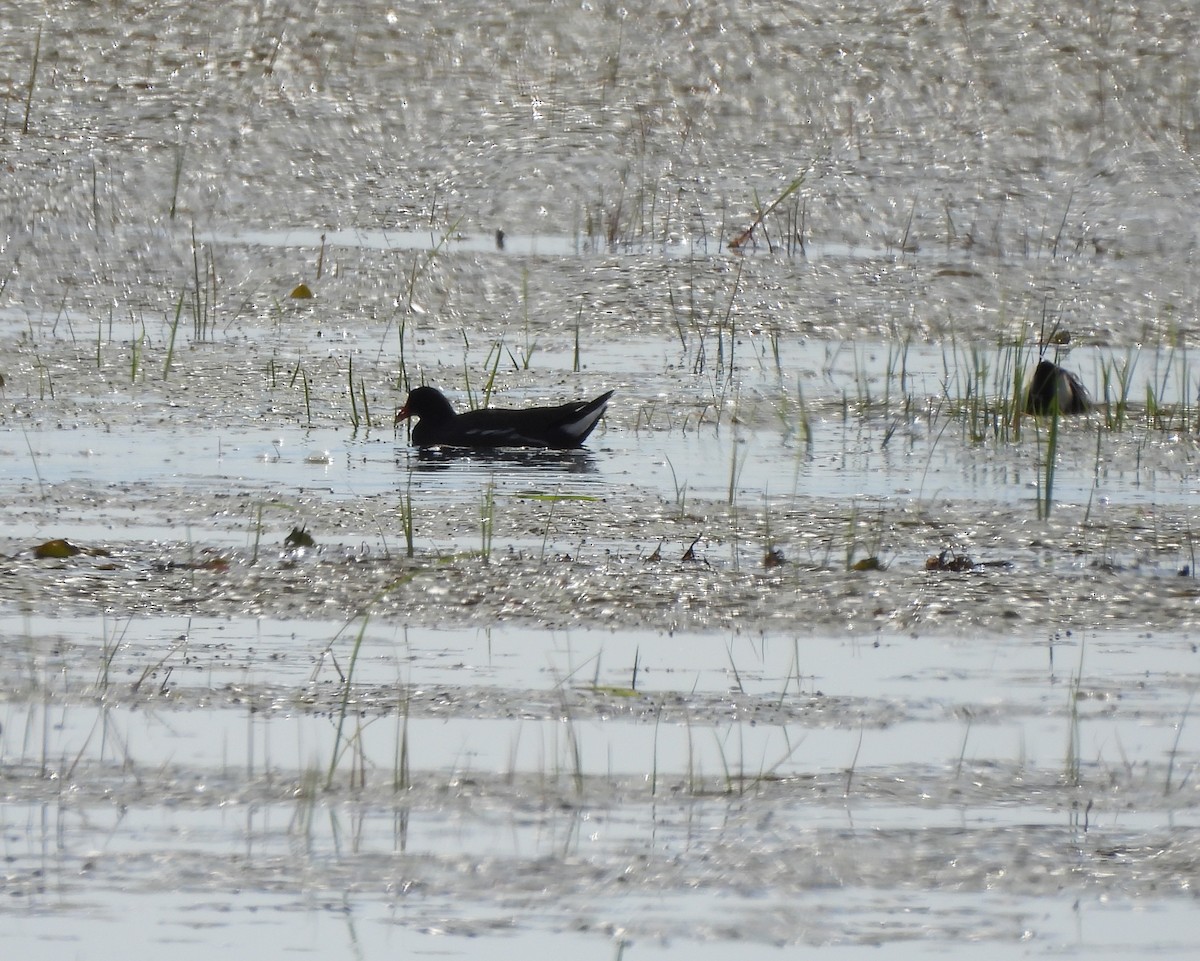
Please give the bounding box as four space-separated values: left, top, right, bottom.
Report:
395 385 613 449
1025 360 1090 416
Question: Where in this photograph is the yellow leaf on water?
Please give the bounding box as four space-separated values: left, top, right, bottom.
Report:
290 282 314 299
34 538 81 559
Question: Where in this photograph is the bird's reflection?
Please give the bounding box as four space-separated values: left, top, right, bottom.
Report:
397 445 601 475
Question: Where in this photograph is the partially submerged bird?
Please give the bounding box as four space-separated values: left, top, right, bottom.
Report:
394 386 613 449
1025 359 1090 416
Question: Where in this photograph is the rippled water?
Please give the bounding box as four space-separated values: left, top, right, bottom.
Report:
3 2 1200 959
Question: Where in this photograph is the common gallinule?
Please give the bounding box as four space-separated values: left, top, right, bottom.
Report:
395 386 613 449
1025 360 1090 416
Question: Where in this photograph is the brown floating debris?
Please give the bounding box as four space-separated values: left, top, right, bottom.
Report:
926 549 975 572
763 547 786 568
850 556 884 572
284 525 316 549
32 538 112 559
34 538 82 559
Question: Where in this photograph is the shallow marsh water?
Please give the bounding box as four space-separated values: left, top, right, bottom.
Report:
3 1 1200 958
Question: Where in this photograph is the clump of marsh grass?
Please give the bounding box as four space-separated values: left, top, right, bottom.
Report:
345 356 372 430
96 616 134 694
667 252 745 383
786 379 814 455
936 338 1029 445
285 359 314 426
518 269 538 370
129 317 147 382
954 711 974 780
663 453 688 517
546 664 586 795
387 215 464 393
844 502 889 571
323 610 403 792
1034 406 1060 520
844 723 865 797
479 480 496 561
189 227 218 341
393 685 411 793
573 296 584 372
169 135 187 220
882 334 912 415
1099 349 1137 430
458 333 519 411
727 171 809 253
1064 640 1086 788
162 290 186 380
22 25 41 135
249 501 266 564
399 476 415 558
1165 691 1196 796
22 429 46 500
130 635 185 696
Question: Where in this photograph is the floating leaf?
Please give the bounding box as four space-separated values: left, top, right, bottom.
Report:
290 282 314 299
34 538 81 559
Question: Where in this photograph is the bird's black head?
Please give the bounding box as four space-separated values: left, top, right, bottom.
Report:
395 386 456 426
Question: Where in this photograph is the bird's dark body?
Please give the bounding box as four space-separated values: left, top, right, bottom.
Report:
1025 360 1089 416
396 386 613 449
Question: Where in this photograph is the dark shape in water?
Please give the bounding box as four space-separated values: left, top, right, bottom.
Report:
395 385 613 449
926 549 974 572
407 447 599 475
1025 360 1090 415
284 525 315 549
